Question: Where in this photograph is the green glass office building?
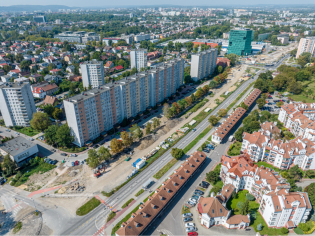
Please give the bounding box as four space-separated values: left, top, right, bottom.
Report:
227 29 254 56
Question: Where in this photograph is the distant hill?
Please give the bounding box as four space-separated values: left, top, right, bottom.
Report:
0 5 75 12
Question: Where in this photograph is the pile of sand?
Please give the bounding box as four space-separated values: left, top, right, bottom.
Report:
24 168 57 191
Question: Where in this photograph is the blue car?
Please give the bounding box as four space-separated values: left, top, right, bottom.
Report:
71 162 75 167
207 144 215 150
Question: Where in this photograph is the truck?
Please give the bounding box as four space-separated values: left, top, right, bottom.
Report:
228 136 235 142
142 179 153 189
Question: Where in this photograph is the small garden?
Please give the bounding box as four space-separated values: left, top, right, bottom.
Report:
12 126 40 137
76 197 101 216
227 141 242 156
10 156 56 187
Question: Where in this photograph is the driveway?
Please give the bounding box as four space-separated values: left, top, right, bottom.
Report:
297 179 315 190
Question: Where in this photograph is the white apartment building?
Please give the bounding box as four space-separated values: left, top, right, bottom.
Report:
241 131 269 162
260 190 312 229
190 48 217 81
279 103 315 141
0 82 36 127
80 60 105 89
64 58 184 147
134 33 151 42
130 49 148 72
296 37 315 58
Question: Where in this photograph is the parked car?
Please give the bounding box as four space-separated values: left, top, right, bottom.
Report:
71 162 75 167
185 223 195 227
203 149 209 153
191 195 200 200
81 161 84 165
186 201 195 206
183 217 193 222
194 192 203 197
182 213 193 218
29 138 34 141
188 232 198 236
75 160 79 165
52 160 58 165
5 129 10 132
15 132 19 135
194 190 204 195
61 153 67 156
193 128 196 131
188 198 197 203
186 227 197 232
69 154 77 157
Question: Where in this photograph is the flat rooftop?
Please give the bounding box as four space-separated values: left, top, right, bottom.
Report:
0 82 28 89
0 136 37 156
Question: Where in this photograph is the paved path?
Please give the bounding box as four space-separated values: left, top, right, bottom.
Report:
297 179 315 189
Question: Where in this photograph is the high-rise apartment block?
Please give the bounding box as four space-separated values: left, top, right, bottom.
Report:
227 28 253 56
64 58 184 147
130 49 148 72
80 60 105 89
190 48 217 81
296 37 315 59
0 82 36 127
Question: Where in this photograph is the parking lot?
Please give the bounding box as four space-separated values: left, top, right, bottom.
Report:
261 94 289 113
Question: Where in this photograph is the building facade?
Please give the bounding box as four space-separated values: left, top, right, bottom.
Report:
190 48 217 81
227 28 253 56
0 82 36 127
130 49 148 72
296 37 315 59
55 31 100 44
64 58 184 147
81 60 105 89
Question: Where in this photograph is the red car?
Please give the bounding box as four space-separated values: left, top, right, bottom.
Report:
188 232 197 236
74 160 79 166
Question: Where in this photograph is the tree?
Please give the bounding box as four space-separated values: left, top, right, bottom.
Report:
30 112 51 131
171 148 184 160
256 98 266 109
145 123 151 135
305 183 315 207
195 89 203 99
186 42 193 52
202 85 210 94
110 138 123 154
193 44 199 53
206 171 219 184
288 165 303 181
209 80 217 88
56 124 73 147
235 127 244 142
287 81 303 94
244 121 261 134
290 48 297 57
52 108 63 121
217 109 227 117
1 154 17 177
185 96 192 105
240 200 250 215
246 193 255 201
190 93 196 103
240 102 249 110
281 227 289 234
129 124 143 140
208 115 219 126
43 104 55 116
15 53 24 63
226 53 238 66
167 41 174 51
276 101 284 107
86 149 100 169
44 125 58 145
98 146 111 162
3 65 12 74
163 103 172 119
152 118 160 130
120 131 133 147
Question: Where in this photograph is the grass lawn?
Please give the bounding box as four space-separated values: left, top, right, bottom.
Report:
227 141 242 156
135 189 144 197
13 222 22 234
226 190 259 213
153 158 177 179
12 126 39 137
289 94 315 103
255 162 281 172
181 205 191 214
76 197 101 216
251 212 287 235
107 211 116 222
122 198 134 209
183 125 212 153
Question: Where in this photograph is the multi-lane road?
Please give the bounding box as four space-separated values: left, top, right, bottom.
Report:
61 54 291 235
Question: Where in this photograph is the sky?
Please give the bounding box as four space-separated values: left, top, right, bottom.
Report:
1 0 315 7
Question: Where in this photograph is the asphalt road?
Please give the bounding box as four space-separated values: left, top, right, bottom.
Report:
60 65 269 236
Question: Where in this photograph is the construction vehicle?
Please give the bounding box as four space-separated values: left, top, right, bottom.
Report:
93 162 106 178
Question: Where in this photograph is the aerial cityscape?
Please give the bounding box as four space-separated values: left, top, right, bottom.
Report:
1 3 315 236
